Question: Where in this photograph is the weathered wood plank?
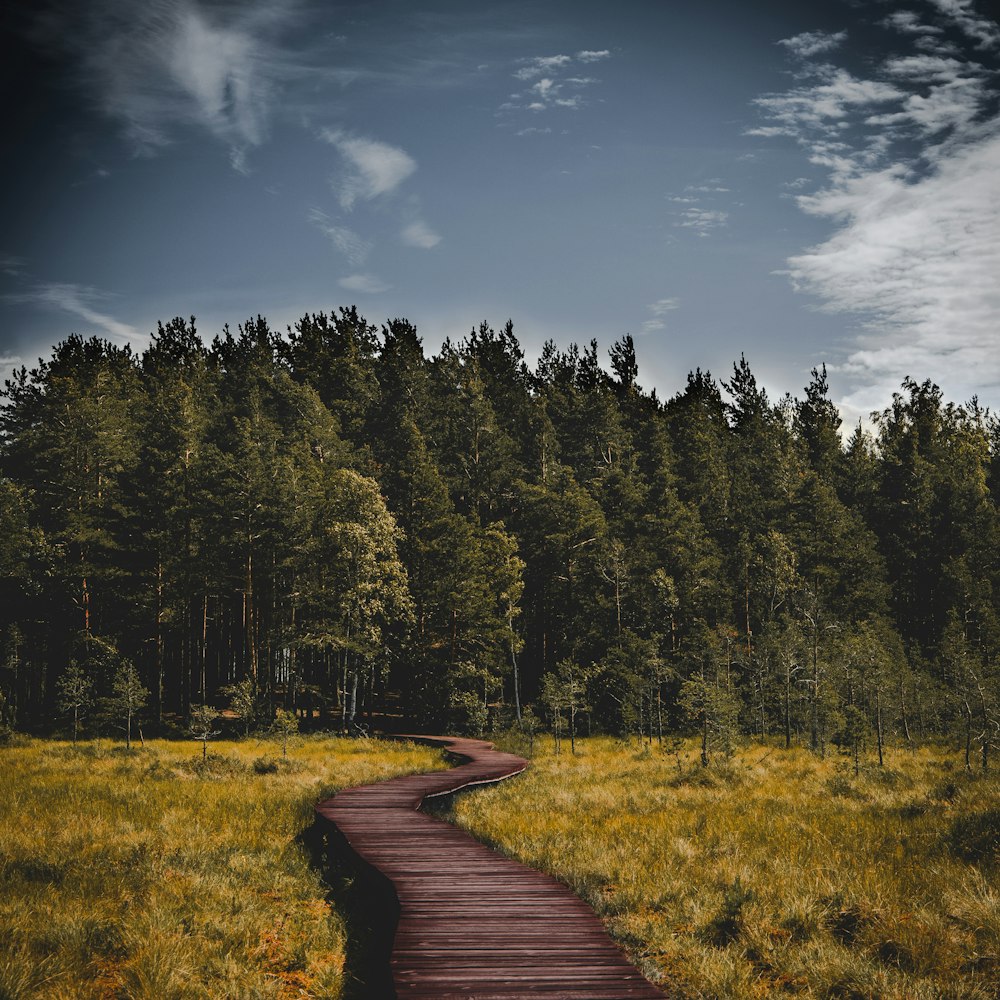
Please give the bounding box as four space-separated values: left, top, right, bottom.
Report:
315 735 669 999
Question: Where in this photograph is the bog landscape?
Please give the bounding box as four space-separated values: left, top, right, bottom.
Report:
4 0 1000 996
1 314 998 998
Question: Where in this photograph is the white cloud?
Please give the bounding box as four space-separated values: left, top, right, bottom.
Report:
882 54 972 79
320 129 417 210
308 209 371 264
649 297 679 316
866 76 986 135
502 49 612 118
778 30 848 59
676 208 729 236
400 220 441 249
166 8 264 153
513 54 572 80
516 126 552 136
927 0 1000 49
6 283 140 342
640 298 679 335
882 11 945 37
339 273 391 294
25 0 291 168
754 8 1000 414
789 133 1000 413
754 69 904 134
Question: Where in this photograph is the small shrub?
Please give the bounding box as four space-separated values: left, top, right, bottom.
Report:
928 778 962 803
825 772 869 800
896 800 928 819
252 755 304 775
252 756 279 774
667 761 742 789
0 727 30 747
84 918 127 959
947 810 1000 864
176 753 248 778
876 938 916 973
822 897 870 945
702 877 754 946
1 856 67 885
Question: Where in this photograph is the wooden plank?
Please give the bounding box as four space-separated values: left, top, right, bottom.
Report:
315 735 670 999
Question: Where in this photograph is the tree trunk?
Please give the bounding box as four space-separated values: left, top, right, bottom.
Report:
876 686 884 767
784 663 792 750
245 545 258 686
510 621 521 723
156 558 164 722
977 681 990 772
898 678 911 745
964 701 972 771
348 664 359 732
656 686 663 746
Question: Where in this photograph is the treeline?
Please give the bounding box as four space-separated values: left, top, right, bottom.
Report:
0 309 997 764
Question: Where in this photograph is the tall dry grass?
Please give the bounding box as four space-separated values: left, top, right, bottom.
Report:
0 736 442 999
452 737 1000 1000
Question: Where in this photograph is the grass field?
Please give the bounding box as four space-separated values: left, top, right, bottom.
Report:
0 735 443 1000
452 737 1000 1000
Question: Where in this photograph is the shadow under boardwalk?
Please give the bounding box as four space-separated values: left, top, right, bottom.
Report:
314 735 669 1000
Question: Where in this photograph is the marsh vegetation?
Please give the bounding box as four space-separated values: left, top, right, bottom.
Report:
0 736 442 999
453 737 1000 1000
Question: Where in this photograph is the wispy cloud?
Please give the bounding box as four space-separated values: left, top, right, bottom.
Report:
320 129 417 210
927 0 1000 49
400 220 441 249
778 30 848 59
677 208 729 235
0 256 27 278
339 273 391 294
670 181 732 237
5 283 140 342
640 297 679 335
23 0 297 170
881 11 944 38
308 209 371 265
513 54 573 80
501 49 612 120
751 0 1000 414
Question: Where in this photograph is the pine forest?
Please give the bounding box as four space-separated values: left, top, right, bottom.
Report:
1 309 998 769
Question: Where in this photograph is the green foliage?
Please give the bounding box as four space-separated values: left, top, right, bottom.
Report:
55 661 93 744
220 677 263 737
0 315 997 756
188 704 221 760
107 658 149 751
270 709 300 757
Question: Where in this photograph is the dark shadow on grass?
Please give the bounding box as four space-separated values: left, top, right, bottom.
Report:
299 818 399 1000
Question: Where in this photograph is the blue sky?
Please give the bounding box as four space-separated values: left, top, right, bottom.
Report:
3 0 999 426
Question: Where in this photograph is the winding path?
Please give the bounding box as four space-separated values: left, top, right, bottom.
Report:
315 735 668 999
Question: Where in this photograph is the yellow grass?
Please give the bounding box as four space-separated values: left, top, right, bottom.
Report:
0 735 443 1000
452 737 1000 1000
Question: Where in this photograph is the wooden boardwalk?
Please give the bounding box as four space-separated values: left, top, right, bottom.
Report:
315 735 668 999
